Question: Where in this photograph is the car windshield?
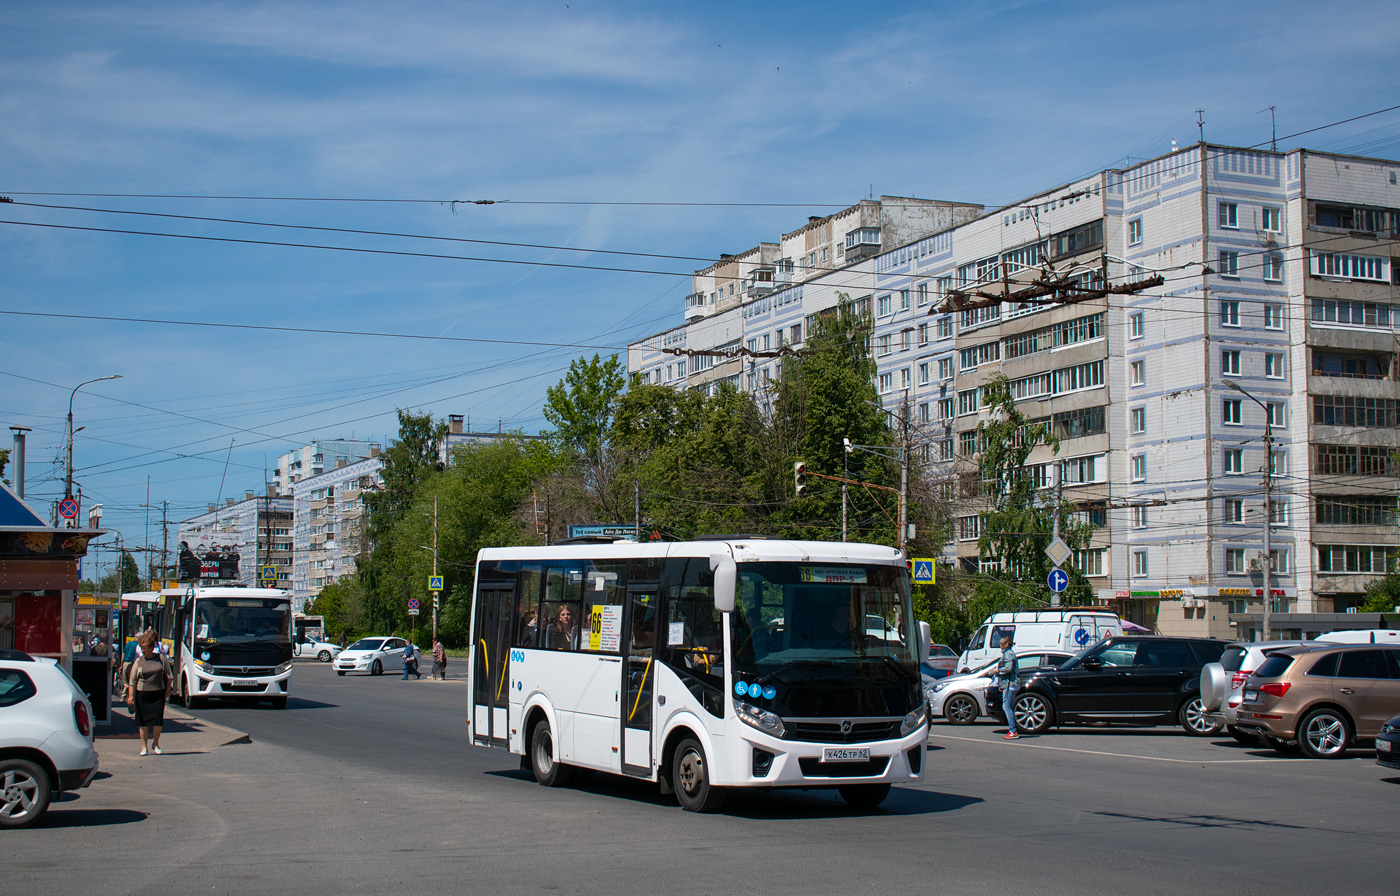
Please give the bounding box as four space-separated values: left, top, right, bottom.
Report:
930 644 957 658
349 638 385 650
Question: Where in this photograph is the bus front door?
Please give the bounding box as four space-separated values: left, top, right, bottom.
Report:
472 587 513 747
621 590 655 776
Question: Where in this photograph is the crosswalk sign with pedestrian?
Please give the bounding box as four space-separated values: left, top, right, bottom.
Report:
911 559 935 584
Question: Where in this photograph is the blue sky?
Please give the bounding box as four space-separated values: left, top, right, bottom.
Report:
3 0 1399 573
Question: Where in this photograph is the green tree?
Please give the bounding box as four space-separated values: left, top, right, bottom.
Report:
307 577 367 644
0 446 9 486
364 409 448 541
1360 571 1400 614
974 373 1093 605
98 551 141 594
543 354 625 463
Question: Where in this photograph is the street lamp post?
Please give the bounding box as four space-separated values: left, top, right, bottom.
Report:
64 375 122 521
1225 380 1273 640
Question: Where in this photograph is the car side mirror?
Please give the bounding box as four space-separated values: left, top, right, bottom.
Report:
1082 656 1103 672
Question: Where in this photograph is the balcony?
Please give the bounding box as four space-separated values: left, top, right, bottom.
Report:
844 227 881 262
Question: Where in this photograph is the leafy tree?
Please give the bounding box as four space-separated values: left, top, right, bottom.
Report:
974 373 1093 606
0 447 9 486
364 409 448 541
1360 571 1400 614
543 354 625 463
307 578 366 644
97 551 141 594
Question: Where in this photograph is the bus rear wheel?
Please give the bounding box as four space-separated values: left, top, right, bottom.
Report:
530 718 573 787
672 737 726 813
839 783 891 810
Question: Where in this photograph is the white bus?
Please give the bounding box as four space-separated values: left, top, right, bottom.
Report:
152 585 294 709
468 539 931 812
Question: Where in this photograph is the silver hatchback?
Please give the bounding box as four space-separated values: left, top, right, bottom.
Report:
1200 640 1311 742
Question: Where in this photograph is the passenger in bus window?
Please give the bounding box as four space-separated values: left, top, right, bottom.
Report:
548 605 578 650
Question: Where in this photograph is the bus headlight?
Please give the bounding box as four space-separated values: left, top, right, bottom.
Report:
734 700 785 738
275 661 293 675
193 659 214 673
900 704 928 737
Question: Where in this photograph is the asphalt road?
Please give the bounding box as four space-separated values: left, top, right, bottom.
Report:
12 661 1400 895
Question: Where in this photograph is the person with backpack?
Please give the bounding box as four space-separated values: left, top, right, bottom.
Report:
997 634 1020 740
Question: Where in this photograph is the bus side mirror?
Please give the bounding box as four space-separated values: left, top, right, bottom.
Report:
710 554 736 614
917 621 931 665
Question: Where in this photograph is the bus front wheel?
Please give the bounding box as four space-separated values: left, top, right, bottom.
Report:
530 718 573 787
184 677 205 710
672 737 726 813
839 783 891 810
269 697 287 710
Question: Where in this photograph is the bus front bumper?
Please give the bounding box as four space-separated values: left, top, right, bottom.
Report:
723 724 928 788
190 665 291 697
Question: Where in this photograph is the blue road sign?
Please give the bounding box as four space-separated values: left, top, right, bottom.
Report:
260 565 276 583
1047 567 1068 593
428 575 444 591
58 498 79 519
911 559 935 584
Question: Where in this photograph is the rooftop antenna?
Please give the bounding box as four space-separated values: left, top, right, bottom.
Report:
1259 105 1277 150
1195 109 1205 144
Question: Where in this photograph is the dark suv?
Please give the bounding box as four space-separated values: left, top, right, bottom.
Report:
1012 636 1229 736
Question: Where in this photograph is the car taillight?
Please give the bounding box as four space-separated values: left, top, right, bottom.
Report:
1231 671 1249 686
74 700 92 737
1260 682 1291 698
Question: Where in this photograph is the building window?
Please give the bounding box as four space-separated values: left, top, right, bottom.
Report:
878 373 893 393
937 316 953 339
1266 401 1286 428
1223 399 1242 425
1265 352 1285 379
1073 548 1105 576
1218 250 1240 278
1261 206 1281 232
1269 499 1288 525
917 283 929 306
938 397 955 420
1270 549 1289 575
900 289 910 311
1311 251 1390 283
1221 349 1240 376
1128 218 1143 245
1131 454 1146 481
1220 301 1240 327
1129 312 1144 340
1263 303 1284 330
1262 253 1283 282
957 516 981 542
1060 454 1104 485
1224 448 1243 474
1318 545 1398 573
1224 548 1246 574
918 323 929 346
939 439 954 461
1218 202 1238 229
1131 504 1148 529
938 358 954 381
1131 407 1146 433
900 368 911 390
877 334 892 356
1133 550 1149 578
1224 498 1244 523
1130 359 1146 387
791 324 802 344
901 329 912 352
1269 450 1288 476
918 362 930 385
919 402 930 422
878 295 892 316
958 389 979 416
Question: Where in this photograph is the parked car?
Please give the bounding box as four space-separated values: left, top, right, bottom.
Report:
0 649 101 829
929 651 1072 725
293 636 343 663
1378 713 1400 772
957 610 1121 672
1200 640 1312 742
334 637 408 676
925 643 958 675
1012 636 1228 736
1235 643 1400 758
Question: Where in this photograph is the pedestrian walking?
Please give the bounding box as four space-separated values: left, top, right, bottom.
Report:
125 630 172 756
402 641 422 680
431 638 447 680
997 634 1020 740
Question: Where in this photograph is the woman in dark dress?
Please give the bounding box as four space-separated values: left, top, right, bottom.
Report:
124 630 172 756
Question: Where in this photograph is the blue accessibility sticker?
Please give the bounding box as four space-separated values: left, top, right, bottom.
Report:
735 681 749 696
747 682 763 699
762 685 777 700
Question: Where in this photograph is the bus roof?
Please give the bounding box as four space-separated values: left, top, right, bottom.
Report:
475 539 904 566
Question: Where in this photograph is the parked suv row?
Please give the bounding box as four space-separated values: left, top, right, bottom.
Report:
1012 636 1228 736
1234 643 1400 758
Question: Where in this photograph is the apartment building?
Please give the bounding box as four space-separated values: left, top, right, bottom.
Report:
271 439 380 497
291 455 383 612
629 144 1400 640
176 492 294 589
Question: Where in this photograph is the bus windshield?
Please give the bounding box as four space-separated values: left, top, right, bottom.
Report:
730 562 919 716
195 598 291 642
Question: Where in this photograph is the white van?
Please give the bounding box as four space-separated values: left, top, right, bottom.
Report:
1315 629 1400 645
957 610 1122 672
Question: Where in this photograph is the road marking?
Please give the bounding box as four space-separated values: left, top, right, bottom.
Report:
929 732 1280 763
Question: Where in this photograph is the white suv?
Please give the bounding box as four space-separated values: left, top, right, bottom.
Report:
1 649 101 829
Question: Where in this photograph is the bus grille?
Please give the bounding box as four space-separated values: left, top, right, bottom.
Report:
783 718 902 743
212 667 276 677
797 757 891 778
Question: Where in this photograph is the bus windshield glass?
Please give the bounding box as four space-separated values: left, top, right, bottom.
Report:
730 562 919 716
195 598 291 643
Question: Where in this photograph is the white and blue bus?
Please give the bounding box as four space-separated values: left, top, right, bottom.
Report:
468 538 930 812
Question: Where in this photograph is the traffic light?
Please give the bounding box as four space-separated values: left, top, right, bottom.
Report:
794 461 808 498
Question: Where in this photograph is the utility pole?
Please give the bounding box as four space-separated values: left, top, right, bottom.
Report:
898 392 910 553
1262 419 1274 641
431 494 439 644
842 440 850 543
160 501 169 585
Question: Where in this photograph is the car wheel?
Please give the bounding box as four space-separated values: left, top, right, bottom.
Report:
317 650 331 662
185 676 206 710
530 717 573 787
839 783 891 810
943 694 979 725
1227 725 1258 745
336 670 346 676
1179 695 1222 736
672 737 726 812
1299 708 1351 759
371 659 383 676
1013 692 1053 735
0 758 51 829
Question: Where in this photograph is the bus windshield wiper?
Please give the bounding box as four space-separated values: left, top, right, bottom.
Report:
874 654 918 682
754 659 845 685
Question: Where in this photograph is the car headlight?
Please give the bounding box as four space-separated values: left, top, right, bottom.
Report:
932 680 950 693
275 660 293 674
734 699 785 738
900 704 928 737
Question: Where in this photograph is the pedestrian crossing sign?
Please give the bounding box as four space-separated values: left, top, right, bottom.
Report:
260 565 276 583
428 575 444 591
911 559 935 584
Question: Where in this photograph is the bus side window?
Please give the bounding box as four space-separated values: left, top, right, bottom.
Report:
540 565 583 652
514 568 543 648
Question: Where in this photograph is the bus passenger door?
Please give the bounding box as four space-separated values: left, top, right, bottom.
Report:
621 590 655 776
472 587 513 747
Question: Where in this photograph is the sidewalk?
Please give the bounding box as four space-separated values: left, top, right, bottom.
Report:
98 701 252 754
